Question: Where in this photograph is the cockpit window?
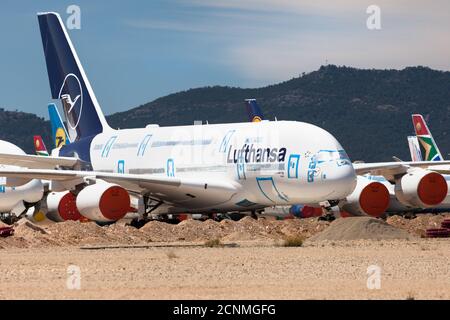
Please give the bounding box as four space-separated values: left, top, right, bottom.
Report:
316 150 351 165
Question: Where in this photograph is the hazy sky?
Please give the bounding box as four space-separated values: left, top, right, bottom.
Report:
1 0 449 118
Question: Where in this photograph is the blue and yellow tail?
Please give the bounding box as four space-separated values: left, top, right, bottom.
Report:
48 103 71 148
245 99 265 122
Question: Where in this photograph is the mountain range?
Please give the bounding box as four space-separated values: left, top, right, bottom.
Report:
2 65 450 162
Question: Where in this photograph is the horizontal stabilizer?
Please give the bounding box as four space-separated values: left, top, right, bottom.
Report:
0 152 82 169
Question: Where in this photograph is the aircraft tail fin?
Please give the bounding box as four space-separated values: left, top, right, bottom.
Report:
48 103 71 148
245 99 264 122
411 114 444 161
407 135 423 162
37 12 110 142
34 136 49 157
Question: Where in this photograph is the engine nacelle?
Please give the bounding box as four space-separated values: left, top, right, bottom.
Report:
395 168 447 208
341 176 390 217
46 191 82 222
76 182 130 222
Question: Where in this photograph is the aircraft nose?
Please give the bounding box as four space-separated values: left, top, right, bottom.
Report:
323 163 357 200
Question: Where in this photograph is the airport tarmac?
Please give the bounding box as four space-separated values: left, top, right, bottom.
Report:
0 239 449 300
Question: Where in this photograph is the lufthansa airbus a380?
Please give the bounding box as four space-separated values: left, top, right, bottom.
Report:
0 12 448 224
0 12 357 222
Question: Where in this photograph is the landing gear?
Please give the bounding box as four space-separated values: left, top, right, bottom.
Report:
318 213 336 222
142 197 163 220
319 200 340 222
251 210 258 220
0 213 17 225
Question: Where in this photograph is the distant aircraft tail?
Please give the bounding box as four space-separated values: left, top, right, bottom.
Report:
37 12 110 142
48 103 71 148
407 135 423 162
411 114 444 161
34 136 49 157
245 99 264 122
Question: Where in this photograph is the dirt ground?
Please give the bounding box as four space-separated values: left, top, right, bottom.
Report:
0 215 449 300
0 240 449 300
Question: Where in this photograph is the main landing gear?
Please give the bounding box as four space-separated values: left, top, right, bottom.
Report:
318 200 340 222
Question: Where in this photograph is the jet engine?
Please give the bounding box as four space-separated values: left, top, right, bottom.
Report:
46 191 82 222
395 168 447 208
341 176 390 217
76 182 130 222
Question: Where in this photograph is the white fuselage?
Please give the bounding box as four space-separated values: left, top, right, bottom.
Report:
89 120 357 213
0 141 44 214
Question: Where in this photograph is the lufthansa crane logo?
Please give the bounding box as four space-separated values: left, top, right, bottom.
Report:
58 73 83 130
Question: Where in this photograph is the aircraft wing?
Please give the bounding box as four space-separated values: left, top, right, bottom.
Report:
424 164 450 174
353 160 450 179
0 153 80 169
0 168 240 208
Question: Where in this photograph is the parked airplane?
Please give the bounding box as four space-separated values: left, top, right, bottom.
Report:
407 113 450 210
0 12 358 223
342 113 450 216
0 140 44 223
0 12 448 224
355 113 450 216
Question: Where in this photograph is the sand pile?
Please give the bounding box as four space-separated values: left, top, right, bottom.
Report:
141 219 227 241
0 220 150 249
1 216 331 248
2 219 60 248
387 214 450 237
4 213 445 249
140 220 176 241
308 217 414 241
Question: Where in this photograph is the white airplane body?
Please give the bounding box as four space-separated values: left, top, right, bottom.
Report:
0 141 44 218
88 121 356 212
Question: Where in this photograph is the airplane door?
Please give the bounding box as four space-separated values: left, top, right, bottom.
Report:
287 154 300 179
117 160 125 174
236 154 246 180
167 159 175 177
